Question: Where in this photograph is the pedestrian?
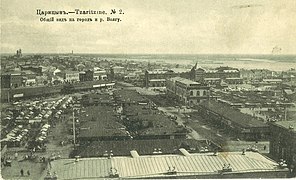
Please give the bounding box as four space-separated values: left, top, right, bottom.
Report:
48 159 52 169
264 145 267 150
27 170 30 176
20 169 24 176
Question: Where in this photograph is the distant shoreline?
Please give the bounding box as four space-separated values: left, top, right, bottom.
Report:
1 53 295 71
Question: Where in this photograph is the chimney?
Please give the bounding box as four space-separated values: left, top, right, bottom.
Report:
179 148 191 156
130 150 140 158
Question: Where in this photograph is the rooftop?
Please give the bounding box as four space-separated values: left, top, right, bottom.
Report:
1 71 22 75
171 68 190 73
146 70 170 74
72 139 218 157
263 79 283 82
78 106 127 138
21 70 36 75
49 152 282 179
61 70 80 74
169 77 200 86
168 76 184 82
114 89 148 103
204 78 221 80
149 79 166 82
124 104 184 136
273 120 296 132
200 101 268 128
177 78 200 86
81 93 114 105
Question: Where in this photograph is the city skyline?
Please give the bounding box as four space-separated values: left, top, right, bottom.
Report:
1 0 296 54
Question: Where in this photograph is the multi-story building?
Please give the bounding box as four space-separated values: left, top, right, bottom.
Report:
1 72 23 88
190 64 242 85
167 77 210 105
269 121 296 170
22 70 37 86
79 70 94 82
145 69 190 88
56 70 80 83
110 66 126 80
240 69 273 81
123 71 143 83
93 67 107 80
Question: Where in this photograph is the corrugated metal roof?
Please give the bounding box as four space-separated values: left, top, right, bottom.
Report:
51 158 111 179
50 152 280 179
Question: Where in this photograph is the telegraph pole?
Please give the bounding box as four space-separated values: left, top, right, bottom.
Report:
72 109 76 146
284 106 287 121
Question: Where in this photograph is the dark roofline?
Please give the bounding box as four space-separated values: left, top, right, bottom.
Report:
199 100 268 128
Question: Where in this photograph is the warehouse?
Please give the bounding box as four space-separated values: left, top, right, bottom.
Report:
77 106 130 143
198 100 269 141
70 139 220 158
46 151 288 179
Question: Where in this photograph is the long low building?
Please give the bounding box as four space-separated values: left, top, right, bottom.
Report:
46 152 288 179
198 100 270 141
113 89 149 105
1 80 115 102
122 104 187 140
77 106 130 142
70 139 220 158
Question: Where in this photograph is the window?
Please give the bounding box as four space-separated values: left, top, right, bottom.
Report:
190 91 193 96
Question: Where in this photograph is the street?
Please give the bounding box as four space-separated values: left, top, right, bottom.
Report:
158 106 270 153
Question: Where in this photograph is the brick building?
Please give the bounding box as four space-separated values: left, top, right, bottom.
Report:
269 120 296 172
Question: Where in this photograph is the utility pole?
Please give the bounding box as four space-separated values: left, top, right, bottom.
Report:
284 106 287 121
7 89 10 103
72 109 76 147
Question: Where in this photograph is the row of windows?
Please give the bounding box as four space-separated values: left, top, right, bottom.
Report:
189 90 207 96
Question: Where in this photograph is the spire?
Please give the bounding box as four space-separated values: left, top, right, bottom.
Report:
193 62 197 69
191 62 198 71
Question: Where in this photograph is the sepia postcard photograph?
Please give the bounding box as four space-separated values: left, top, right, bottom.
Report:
1 0 296 179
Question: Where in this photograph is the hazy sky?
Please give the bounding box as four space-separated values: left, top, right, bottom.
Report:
1 0 296 54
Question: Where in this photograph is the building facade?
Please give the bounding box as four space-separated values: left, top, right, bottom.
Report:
269 121 296 171
93 67 107 80
190 64 242 85
198 100 270 141
145 69 190 88
167 77 210 106
22 70 37 86
1 72 23 88
79 70 94 82
57 71 80 83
